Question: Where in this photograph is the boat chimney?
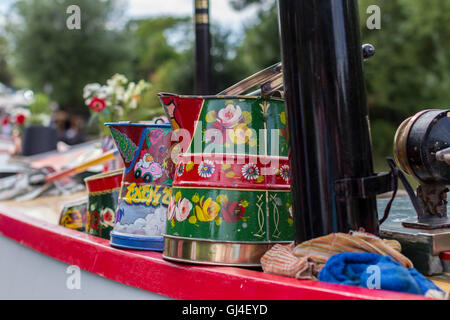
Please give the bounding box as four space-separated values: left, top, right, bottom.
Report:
278 0 379 242
194 0 211 94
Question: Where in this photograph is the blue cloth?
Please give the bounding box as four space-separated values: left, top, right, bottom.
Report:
318 252 443 295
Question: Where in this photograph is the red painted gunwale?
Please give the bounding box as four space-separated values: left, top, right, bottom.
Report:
0 205 430 300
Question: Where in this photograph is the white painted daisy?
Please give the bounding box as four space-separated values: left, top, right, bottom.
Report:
198 160 215 178
241 163 259 180
280 164 290 182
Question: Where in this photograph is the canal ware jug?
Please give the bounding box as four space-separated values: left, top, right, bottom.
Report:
84 169 123 239
158 64 295 266
105 122 174 251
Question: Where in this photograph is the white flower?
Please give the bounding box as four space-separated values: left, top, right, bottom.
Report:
241 163 259 180
128 98 138 109
83 83 101 99
107 74 128 88
115 105 124 117
280 165 290 182
198 160 215 178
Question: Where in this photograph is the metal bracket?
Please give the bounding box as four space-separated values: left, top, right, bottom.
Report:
335 171 394 201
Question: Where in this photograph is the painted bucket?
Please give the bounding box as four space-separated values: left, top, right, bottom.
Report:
84 169 123 239
105 122 174 251
159 93 295 266
59 197 88 232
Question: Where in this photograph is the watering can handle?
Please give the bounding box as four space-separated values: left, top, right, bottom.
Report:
153 117 166 124
217 62 282 96
217 44 375 97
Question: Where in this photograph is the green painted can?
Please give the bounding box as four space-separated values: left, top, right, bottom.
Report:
159 94 294 266
84 169 123 240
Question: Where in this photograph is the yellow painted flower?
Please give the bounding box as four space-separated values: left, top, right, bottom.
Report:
288 217 293 226
195 197 220 222
256 175 264 183
186 161 195 172
206 110 217 123
242 111 252 125
228 124 252 144
216 194 229 205
175 191 182 202
188 216 197 224
280 111 286 125
240 200 249 208
192 193 200 203
225 171 235 178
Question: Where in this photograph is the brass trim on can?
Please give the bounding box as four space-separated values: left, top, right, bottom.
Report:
84 169 124 182
162 235 288 266
393 110 433 180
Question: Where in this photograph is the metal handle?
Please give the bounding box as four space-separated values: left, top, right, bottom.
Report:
260 73 284 97
217 62 282 96
153 117 167 124
436 147 450 165
219 44 374 97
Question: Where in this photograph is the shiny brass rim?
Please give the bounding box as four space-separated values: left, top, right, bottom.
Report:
163 235 285 266
393 110 433 179
84 168 124 182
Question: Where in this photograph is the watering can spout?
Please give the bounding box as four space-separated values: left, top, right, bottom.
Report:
158 93 204 139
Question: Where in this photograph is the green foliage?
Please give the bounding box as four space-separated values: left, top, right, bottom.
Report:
8 0 132 114
230 0 450 169
232 1 280 75
0 35 12 86
27 92 51 124
128 16 245 114
2 0 449 166
359 0 450 165
359 0 450 118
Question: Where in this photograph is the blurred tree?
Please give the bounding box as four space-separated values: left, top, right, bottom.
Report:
128 16 244 114
126 16 190 81
0 35 12 86
230 0 450 166
230 0 279 75
7 0 132 115
359 0 450 159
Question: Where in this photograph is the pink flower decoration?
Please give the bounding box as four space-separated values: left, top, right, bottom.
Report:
175 198 193 222
217 104 242 128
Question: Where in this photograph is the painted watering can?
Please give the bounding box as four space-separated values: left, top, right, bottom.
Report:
158 63 295 266
84 169 123 239
105 121 174 251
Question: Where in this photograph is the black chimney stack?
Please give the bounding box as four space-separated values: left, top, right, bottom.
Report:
278 0 379 243
194 0 211 94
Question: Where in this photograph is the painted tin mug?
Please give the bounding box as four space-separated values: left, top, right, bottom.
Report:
159 93 295 266
105 122 174 251
84 169 123 239
59 197 88 232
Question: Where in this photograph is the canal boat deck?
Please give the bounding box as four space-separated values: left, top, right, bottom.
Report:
0 193 448 300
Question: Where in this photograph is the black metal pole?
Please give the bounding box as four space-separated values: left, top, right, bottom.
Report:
278 0 379 243
194 0 211 94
